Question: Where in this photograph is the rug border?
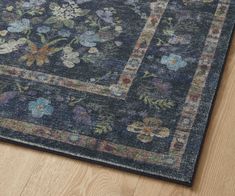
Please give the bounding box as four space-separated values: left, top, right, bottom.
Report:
189 21 235 187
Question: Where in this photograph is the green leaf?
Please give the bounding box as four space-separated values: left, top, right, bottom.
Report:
77 9 90 16
139 95 175 110
44 16 58 24
47 38 67 46
81 54 97 64
38 34 46 44
63 19 75 29
163 29 175 36
95 120 113 135
16 9 23 17
50 47 63 54
31 17 43 25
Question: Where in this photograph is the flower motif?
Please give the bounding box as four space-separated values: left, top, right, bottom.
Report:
28 98 54 118
0 38 27 54
23 0 46 9
121 76 131 85
127 117 170 143
160 53 187 71
47 1 89 28
96 9 114 25
73 106 91 125
20 42 55 66
0 91 18 105
37 26 50 33
88 47 99 54
7 18 31 33
168 35 191 45
79 31 101 47
58 29 71 37
61 46 80 68
0 30 8 37
69 134 80 142
109 85 125 97
22 0 46 15
152 78 172 95
6 6 14 12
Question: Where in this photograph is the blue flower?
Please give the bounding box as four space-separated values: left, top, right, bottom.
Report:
96 9 114 25
79 31 101 47
37 26 50 33
160 53 187 71
28 98 54 118
23 0 46 8
58 29 71 37
7 18 31 33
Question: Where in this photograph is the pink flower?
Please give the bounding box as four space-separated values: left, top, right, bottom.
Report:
0 91 18 105
73 106 91 125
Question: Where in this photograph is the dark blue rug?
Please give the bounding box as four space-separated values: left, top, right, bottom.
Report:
0 0 234 186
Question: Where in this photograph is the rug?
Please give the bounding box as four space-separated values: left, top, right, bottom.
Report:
0 0 234 186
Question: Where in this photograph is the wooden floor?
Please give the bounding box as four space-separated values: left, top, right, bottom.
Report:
0 35 235 196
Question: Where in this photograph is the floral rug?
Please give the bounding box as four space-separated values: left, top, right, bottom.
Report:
0 0 234 185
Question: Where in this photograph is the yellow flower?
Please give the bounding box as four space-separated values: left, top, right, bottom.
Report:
127 117 170 143
6 6 14 12
21 43 55 66
88 47 99 54
0 30 8 37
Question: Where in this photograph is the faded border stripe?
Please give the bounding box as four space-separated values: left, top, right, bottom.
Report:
117 1 169 96
0 117 174 166
169 0 231 168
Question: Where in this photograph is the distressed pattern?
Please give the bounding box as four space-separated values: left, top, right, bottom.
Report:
0 0 234 185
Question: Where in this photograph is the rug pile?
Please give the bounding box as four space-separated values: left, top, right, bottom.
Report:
0 0 234 185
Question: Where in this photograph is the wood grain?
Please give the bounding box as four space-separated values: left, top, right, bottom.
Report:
0 35 235 196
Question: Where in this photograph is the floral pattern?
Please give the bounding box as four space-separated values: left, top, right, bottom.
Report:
20 42 56 66
160 54 187 71
7 18 31 33
0 0 223 140
0 0 127 76
0 0 233 185
127 117 170 143
73 105 91 125
0 91 18 105
28 97 54 118
61 46 80 68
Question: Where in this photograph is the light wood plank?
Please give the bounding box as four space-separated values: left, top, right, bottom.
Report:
0 35 234 196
